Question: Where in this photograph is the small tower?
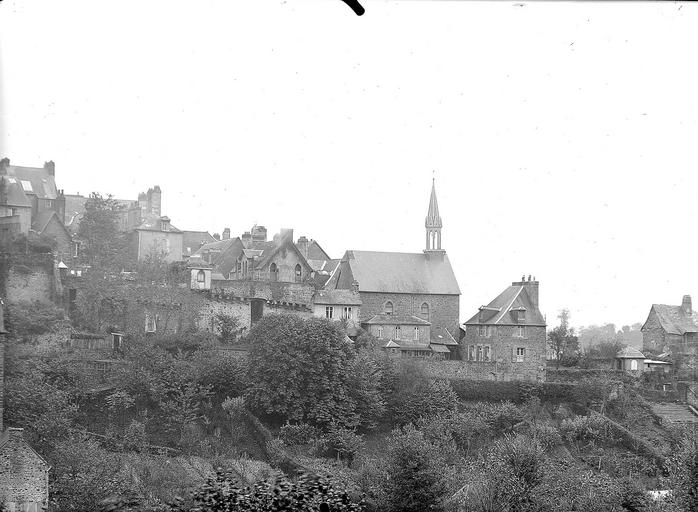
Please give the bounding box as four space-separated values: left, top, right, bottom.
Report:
424 179 445 260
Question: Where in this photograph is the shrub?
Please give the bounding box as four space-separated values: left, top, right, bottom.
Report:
527 423 562 451
392 377 457 426
279 422 319 446
467 401 526 436
312 423 365 465
5 300 65 339
560 414 616 446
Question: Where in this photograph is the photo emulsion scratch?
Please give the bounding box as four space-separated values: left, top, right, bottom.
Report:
0 1 696 511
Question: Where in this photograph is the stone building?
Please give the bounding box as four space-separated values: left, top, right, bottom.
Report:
324 180 461 357
461 277 547 381
641 295 698 373
0 300 51 512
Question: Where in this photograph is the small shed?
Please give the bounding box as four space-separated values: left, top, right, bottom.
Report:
615 347 646 372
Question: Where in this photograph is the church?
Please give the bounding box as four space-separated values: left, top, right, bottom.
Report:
325 181 461 358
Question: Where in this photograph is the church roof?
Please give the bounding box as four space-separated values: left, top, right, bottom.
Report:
328 250 460 295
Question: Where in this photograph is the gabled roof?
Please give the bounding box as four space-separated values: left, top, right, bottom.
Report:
182 230 216 255
0 428 49 468
617 346 645 359
0 176 32 207
303 239 331 261
135 214 181 233
383 340 400 348
430 343 451 353
364 314 430 326
327 250 460 295
6 164 57 199
430 326 459 346
645 304 698 335
464 282 545 326
313 289 362 306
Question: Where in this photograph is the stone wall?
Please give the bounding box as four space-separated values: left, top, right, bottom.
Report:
358 291 460 336
460 324 547 381
423 358 544 382
0 428 49 511
642 310 668 353
214 280 315 306
5 254 55 304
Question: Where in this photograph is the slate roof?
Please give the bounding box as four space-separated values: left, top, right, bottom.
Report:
0 176 32 207
6 164 57 199
327 250 460 295
646 304 698 335
464 282 545 326
364 314 430 326
313 289 362 306
135 214 181 233
304 240 331 261
617 347 645 359
430 326 459 346
430 344 451 353
182 231 216 255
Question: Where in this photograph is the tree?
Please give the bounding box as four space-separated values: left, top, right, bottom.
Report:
548 308 579 369
213 312 244 343
245 314 359 429
383 425 449 512
77 193 132 269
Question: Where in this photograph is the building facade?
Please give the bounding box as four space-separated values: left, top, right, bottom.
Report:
462 277 547 381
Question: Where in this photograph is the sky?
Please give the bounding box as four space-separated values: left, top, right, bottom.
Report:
1 0 697 330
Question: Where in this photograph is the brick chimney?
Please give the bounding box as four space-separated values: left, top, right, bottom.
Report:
222 228 230 240
44 160 55 176
213 233 221 241
251 225 267 242
351 280 360 293
682 295 692 315
297 236 309 257
0 158 9 175
513 275 539 310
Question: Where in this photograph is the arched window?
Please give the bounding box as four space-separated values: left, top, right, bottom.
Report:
196 270 205 283
630 360 638 371
420 302 430 320
294 264 302 283
384 301 394 315
270 263 279 282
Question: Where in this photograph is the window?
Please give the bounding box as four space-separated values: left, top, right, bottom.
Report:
516 347 525 363
630 360 638 371
377 327 383 339
325 306 334 319
395 325 401 339
45 200 53 208
20 180 33 192
478 325 486 336
270 263 279 282
384 301 394 315
484 345 492 362
72 242 80 258
145 312 157 333
342 306 352 319
420 302 430 320
294 264 302 283
196 270 206 283
477 345 483 361
468 345 475 360
514 326 525 338
414 327 420 340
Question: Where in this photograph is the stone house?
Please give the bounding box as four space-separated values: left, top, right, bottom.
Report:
131 215 184 263
641 295 698 367
614 346 646 372
461 277 547 381
312 289 362 324
0 301 51 512
324 181 461 357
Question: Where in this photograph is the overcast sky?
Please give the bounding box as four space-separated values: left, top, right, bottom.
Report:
1 0 697 329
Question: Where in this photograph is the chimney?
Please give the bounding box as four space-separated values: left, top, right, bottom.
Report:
0 157 9 175
44 160 55 176
297 236 309 257
222 228 231 240
513 276 539 310
213 233 221 241
148 186 162 216
682 295 692 315
351 280 360 293
278 228 293 244
251 225 267 242
241 231 251 245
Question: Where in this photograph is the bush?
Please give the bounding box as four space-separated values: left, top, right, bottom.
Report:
467 401 526 436
6 300 65 339
449 380 576 404
527 423 562 451
560 414 616 446
391 377 457 426
312 423 365 465
279 422 319 446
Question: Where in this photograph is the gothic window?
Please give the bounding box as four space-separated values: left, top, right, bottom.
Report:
384 301 394 315
196 270 205 283
294 264 302 283
420 302 430 320
270 263 279 282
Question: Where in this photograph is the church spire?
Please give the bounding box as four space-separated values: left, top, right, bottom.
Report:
424 178 445 255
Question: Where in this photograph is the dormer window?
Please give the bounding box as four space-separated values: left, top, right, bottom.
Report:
518 310 526 323
384 301 394 315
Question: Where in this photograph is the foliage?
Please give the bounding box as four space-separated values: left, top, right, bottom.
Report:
383 425 449 512
168 470 366 512
666 433 698 512
347 350 387 431
312 423 365 465
560 414 615 446
49 435 131 512
525 423 562 451
245 315 359 429
193 351 248 400
279 422 320 446
77 192 133 269
5 299 65 339
449 379 576 404
548 308 579 369
213 313 244 344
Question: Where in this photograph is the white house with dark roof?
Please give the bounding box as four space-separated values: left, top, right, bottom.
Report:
324 180 461 357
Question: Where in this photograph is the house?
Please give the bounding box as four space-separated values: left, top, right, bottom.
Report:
462 277 547 381
324 180 461 356
642 295 698 363
131 214 183 263
312 289 362 323
615 346 646 372
182 230 216 259
0 300 50 512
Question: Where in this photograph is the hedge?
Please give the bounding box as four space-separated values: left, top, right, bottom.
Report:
449 380 576 404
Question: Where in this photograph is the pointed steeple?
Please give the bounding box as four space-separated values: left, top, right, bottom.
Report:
425 178 442 229
424 178 445 256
